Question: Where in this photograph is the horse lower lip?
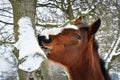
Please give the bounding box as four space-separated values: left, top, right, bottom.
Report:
42 42 53 49
41 47 50 55
47 50 51 54
46 52 50 56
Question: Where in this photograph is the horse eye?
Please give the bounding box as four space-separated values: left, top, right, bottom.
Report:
75 34 81 39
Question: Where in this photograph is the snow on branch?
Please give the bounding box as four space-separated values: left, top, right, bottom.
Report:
81 8 93 15
14 17 46 72
105 36 120 68
80 4 97 16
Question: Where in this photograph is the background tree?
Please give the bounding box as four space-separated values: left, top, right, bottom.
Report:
9 0 50 80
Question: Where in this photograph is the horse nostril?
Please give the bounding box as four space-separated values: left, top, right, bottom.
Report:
38 35 52 46
44 36 52 43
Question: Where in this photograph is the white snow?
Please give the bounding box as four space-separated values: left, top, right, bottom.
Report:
0 52 18 80
14 17 46 72
40 24 78 39
81 9 93 14
19 55 44 72
0 57 12 72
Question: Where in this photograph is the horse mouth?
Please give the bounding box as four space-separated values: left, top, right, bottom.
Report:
41 48 51 56
42 42 53 49
41 42 52 56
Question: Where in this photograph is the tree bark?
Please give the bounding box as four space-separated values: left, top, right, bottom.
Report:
9 0 51 80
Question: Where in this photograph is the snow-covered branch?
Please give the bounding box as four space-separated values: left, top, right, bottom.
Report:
14 17 46 72
80 8 93 15
105 36 120 68
106 37 120 61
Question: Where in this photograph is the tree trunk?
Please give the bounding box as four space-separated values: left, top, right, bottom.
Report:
66 0 74 21
9 0 51 80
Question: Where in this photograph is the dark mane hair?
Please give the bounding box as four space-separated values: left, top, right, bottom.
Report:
100 59 111 80
91 31 111 80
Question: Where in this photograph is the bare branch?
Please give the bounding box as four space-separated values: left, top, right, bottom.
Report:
0 20 13 25
37 2 59 8
0 41 15 45
36 23 59 27
0 9 13 14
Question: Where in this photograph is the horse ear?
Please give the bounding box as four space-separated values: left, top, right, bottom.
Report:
88 19 101 38
73 17 82 24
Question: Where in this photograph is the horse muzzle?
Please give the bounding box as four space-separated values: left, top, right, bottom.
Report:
38 35 52 49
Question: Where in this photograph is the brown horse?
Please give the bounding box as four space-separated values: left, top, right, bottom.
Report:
38 17 111 80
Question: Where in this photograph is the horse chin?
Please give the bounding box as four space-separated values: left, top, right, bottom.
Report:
41 48 50 56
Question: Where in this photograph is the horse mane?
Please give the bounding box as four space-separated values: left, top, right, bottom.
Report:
91 34 111 80
92 33 111 80
88 32 111 80
100 59 111 80
75 22 111 80
94 39 111 80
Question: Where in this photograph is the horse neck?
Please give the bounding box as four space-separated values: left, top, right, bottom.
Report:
67 43 104 80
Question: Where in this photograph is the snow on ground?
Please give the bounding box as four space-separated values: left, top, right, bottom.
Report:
14 17 46 72
40 24 78 39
